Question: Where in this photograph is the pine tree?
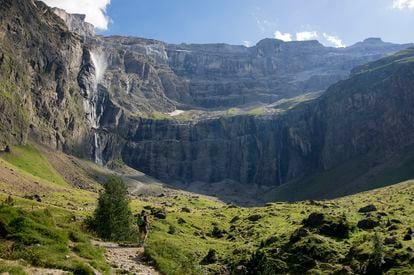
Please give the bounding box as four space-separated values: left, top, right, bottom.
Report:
89 177 134 241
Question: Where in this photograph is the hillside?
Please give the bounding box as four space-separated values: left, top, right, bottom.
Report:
0 144 413 274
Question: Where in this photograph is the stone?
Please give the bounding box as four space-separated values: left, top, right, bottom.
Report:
388 224 399 231
319 222 350 239
200 249 217 265
404 234 412 241
384 237 397 245
151 208 167 219
177 218 186 224
290 227 310 243
358 204 377 213
247 214 262 222
302 213 325 227
181 207 191 213
357 219 380 230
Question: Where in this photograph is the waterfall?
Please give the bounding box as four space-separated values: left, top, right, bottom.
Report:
277 128 284 185
90 51 107 86
94 132 103 166
83 49 108 164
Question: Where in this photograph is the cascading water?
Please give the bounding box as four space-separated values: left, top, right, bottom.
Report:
93 132 103 165
83 49 108 164
90 51 107 85
277 128 284 185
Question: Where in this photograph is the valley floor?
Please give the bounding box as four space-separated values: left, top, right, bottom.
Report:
0 143 413 274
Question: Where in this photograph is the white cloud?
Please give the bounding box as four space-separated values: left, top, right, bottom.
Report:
274 31 293 42
393 0 414 9
41 0 111 30
243 40 252 47
323 33 345 48
296 31 318 41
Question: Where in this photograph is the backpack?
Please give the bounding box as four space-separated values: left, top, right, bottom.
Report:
137 215 146 226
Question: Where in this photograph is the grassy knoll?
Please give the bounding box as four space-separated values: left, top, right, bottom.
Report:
129 181 414 274
2 144 68 187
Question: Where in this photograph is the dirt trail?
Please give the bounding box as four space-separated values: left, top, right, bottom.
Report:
92 240 159 275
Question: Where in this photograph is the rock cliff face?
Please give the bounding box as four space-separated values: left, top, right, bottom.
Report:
165 38 411 108
0 0 89 153
2 0 414 202
51 7 95 37
83 35 412 111
95 47 414 202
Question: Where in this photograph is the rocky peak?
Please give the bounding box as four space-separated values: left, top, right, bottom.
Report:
50 6 95 37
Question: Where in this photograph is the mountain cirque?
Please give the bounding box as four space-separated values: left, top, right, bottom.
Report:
1 0 414 204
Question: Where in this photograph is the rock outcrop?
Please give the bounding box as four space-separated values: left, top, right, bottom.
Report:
0 0 89 152
51 7 95 37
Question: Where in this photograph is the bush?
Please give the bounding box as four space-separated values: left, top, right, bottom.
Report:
88 177 134 241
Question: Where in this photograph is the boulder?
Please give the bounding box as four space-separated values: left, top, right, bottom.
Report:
358 204 377 213
177 217 186 224
388 224 399 231
404 234 412 241
357 219 379 230
151 208 167 219
248 214 262 222
200 249 217 265
319 222 350 239
384 237 397 245
290 227 310 243
181 207 191 213
302 213 325 227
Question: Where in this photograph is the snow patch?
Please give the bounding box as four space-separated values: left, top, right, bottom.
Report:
169 110 185 116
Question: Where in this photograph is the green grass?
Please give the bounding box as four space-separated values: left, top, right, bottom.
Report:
1 144 68 187
0 261 26 275
0 204 109 273
0 144 413 274
127 180 414 274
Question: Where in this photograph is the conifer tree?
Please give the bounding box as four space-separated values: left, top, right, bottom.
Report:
90 177 134 241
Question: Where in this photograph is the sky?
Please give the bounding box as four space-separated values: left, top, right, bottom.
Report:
41 0 414 48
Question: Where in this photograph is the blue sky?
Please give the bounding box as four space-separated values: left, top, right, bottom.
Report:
43 0 414 47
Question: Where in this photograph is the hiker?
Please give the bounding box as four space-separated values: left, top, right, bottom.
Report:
137 210 149 246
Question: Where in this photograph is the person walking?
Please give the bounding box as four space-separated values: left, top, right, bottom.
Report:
137 210 149 247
